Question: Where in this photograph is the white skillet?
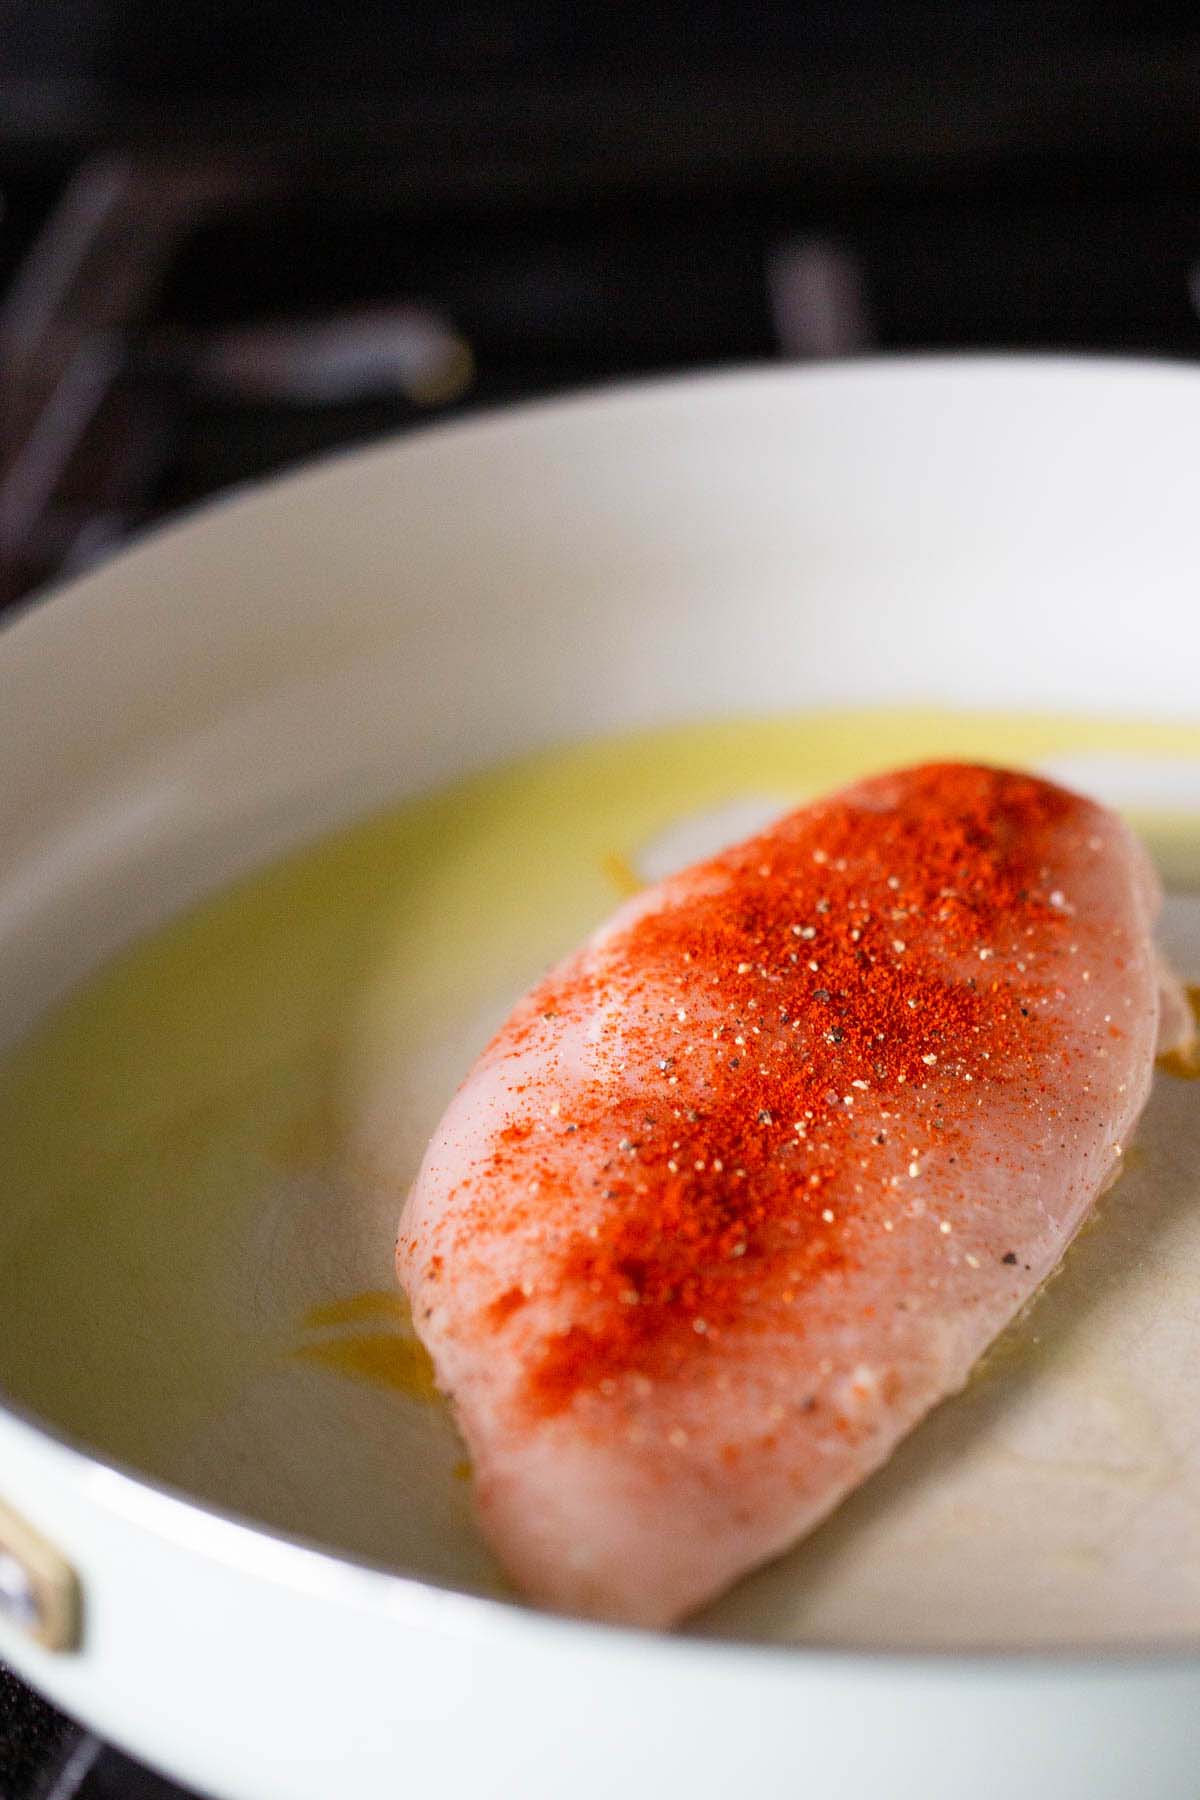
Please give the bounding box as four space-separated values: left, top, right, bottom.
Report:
0 359 1198 1798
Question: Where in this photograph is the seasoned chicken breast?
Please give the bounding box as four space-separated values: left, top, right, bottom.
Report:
398 764 1183 1626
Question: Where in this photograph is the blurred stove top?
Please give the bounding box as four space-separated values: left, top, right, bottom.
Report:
5 122 1200 607
1 1666 206 1798
4 18 1200 1789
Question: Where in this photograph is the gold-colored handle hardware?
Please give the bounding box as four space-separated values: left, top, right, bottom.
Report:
0 1495 80 1652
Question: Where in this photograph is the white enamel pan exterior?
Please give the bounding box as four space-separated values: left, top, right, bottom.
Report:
1 360 1198 1797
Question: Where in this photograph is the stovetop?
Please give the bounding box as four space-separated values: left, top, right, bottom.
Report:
1 1667 205 1799
6 131 1200 609
5 17 1200 1790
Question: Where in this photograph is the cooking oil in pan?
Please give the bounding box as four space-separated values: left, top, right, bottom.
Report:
1 708 1199 1643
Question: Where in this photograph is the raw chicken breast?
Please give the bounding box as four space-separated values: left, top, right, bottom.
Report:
398 763 1184 1627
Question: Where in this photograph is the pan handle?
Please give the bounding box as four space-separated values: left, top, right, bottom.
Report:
0 1494 80 1652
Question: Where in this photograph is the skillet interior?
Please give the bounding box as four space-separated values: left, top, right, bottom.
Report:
1 363 1199 1653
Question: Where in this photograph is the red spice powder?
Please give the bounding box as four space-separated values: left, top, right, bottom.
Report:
484 764 1074 1416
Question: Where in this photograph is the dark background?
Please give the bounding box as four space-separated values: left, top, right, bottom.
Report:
7 3 1200 607
3 3 1200 1792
